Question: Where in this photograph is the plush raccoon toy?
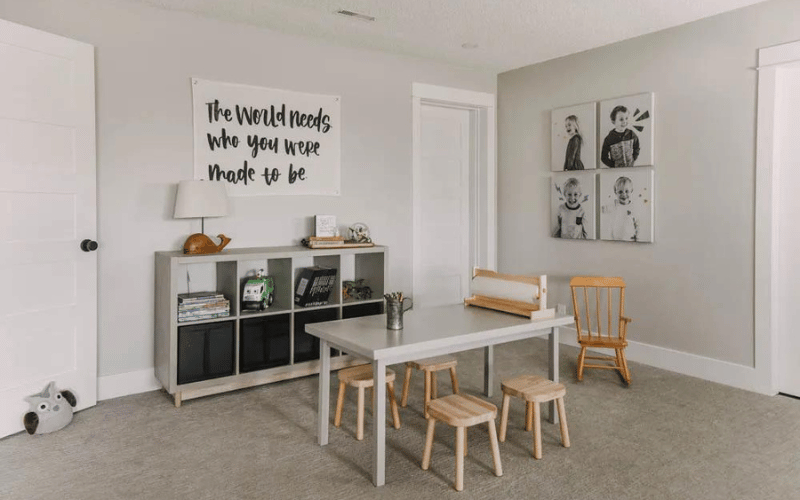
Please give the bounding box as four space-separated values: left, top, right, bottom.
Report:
23 381 77 435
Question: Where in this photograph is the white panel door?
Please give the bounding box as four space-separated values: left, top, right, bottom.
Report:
413 104 471 308
0 18 97 437
775 67 800 397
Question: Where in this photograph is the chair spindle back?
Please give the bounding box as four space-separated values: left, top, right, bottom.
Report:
569 277 627 342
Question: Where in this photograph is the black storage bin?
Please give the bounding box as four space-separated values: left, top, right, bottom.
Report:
240 314 291 372
294 308 338 363
178 321 235 385
342 301 383 319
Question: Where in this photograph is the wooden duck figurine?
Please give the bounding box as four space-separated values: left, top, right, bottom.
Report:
183 233 231 255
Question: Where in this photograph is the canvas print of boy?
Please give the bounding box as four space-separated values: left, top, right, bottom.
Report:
550 102 596 171
551 171 596 240
598 93 654 168
599 169 654 242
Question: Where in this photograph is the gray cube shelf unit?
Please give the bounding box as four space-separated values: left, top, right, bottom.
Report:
155 245 387 407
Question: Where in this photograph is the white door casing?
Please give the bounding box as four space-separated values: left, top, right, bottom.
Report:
774 65 800 397
412 83 496 308
0 18 97 437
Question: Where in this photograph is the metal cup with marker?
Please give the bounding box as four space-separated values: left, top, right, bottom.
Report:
384 292 412 330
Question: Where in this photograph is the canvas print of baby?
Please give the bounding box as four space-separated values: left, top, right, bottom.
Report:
550 103 596 171
551 171 596 240
599 169 653 242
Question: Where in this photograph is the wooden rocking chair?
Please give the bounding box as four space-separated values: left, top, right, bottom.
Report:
569 276 632 384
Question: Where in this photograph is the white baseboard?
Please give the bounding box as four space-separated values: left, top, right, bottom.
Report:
98 368 161 401
560 327 773 395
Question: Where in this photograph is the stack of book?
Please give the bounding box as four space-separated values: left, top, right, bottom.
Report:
177 292 230 322
301 236 374 249
295 266 337 307
302 236 344 249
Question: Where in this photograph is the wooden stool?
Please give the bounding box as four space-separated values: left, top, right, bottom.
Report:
401 355 460 417
334 364 401 441
499 375 570 459
421 394 503 492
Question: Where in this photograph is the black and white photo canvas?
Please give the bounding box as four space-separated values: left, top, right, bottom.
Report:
551 171 596 240
598 93 654 168
599 168 653 242
551 103 596 171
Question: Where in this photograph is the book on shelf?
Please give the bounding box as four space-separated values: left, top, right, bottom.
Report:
179 309 228 317
307 236 344 242
178 311 230 322
178 299 229 310
301 238 375 249
177 291 230 322
295 266 337 306
178 291 225 304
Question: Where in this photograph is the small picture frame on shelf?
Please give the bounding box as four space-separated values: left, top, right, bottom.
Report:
315 215 337 237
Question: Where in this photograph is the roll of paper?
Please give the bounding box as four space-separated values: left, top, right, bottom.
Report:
470 276 539 303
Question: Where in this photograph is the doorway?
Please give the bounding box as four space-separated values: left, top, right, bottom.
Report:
755 40 800 397
411 84 496 308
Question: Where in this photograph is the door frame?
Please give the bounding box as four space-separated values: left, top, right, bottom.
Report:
411 83 497 302
754 40 800 395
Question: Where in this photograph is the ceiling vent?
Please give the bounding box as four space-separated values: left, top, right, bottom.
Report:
336 9 375 22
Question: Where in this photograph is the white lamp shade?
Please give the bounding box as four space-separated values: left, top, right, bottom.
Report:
174 180 229 219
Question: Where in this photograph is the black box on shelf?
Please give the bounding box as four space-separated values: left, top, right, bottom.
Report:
177 321 235 385
294 308 338 363
295 266 337 307
342 301 384 319
240 315 291 372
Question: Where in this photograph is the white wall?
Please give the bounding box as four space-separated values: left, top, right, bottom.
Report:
0 0 496 390
498 0 800 372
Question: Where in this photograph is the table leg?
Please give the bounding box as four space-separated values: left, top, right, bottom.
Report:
547 327 560 424
318 339 331 445
372 359 387 487
484 345 494 397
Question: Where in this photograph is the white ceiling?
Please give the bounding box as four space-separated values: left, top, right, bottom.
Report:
126 0 770 72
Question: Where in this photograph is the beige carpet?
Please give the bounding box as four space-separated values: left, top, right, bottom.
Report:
2 339 799 500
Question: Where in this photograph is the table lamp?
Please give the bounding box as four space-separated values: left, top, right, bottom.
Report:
173 180 231 254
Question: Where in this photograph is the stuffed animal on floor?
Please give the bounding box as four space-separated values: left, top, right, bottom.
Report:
23 381 77 435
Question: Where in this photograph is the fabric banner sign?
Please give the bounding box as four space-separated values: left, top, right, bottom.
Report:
192 78 341 196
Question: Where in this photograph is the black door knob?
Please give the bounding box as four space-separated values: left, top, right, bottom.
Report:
80 239 98 252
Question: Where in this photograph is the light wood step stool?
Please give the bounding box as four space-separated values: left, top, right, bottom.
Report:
499 375 570 459
334 364 401 441
421 394 503 492
401 355 460 418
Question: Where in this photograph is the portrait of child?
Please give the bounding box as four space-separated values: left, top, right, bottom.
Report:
551 102 596 171
551 171 596 240
599 169 653 242
598 93 654 168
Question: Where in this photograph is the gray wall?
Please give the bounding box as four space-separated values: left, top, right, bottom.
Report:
498 0 800 366
0 0 496 379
